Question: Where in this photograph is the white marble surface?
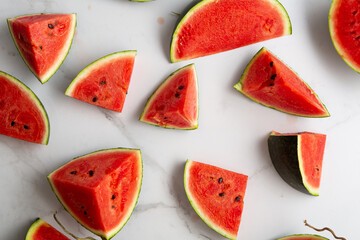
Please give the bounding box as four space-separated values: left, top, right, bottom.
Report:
0 0 358 239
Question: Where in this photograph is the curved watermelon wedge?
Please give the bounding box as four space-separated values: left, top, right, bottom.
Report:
0 71 49 144
268 131 327 196
276 234 329 240
8 13 76 84
139 64 198 129
170 0 291 62
65 51 136 112
25 218 70 240
184 160 248 240
234 47 330 117
47 148 142 240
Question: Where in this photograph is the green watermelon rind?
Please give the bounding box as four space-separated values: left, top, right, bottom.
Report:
0 71 50 145
47 148 143 240
170 0 292 63
25 218 43 240
139 63 199 130
7 13 77 84
65 50 137 101
184 160 237 240
233 47 330 118
276 234 329 240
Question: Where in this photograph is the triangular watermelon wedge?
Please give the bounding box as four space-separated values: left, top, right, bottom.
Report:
7 13 76 83
48 148 142 240
0 71 49 144
139 64 198 129
65 51 136 112
26 218 70 240
234 47 330 117
184 160 248 240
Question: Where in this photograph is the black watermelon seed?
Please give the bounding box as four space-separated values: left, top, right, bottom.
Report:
316 168 320 171
81 206 84 209
270 61 274 67
219 192 225 197
19 34 24 41
235 196 241 202
112 194 116 200
269 83 274 87
11 121 15 126
175 93 180 98
39 46 43 50
100 80 106 85
112 205 116 209
23 125 29 130
218 178 223 184
92 97 98 102
70 171 77 175
163 117 167 120
48 24 54 29
178 86 184 90
89 170 94 176
84 211 87 215
126 91 128 95
270 74 277 80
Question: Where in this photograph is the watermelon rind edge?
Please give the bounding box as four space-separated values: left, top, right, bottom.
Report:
276 234 329 240
47 147 143 240
170 0 292 63
0 71 50 145
25 218 43 240
7 13 77 84
233 47 330 118
183 160 237 240
139 63 199 130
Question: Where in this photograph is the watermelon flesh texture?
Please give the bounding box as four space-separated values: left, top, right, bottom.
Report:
234 48 329 117
184 160 248 240
329 0 360 72
0 71 49 144
48 148 142 240
170 0 291 62
8 14 76 83
139 64 198 129
65 51 136 112
26 218 70 240
276 234 329 240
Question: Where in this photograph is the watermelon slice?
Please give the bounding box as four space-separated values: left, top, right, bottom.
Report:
25 218 70 240
234 47 330 117
139 64 198 129
170 0 291 62
276 234 329 240
65 51 136 112
0 71 49 144
268 131 327 196
8 13 76 83
47 148 142 240
329 0 360 72
184 160 248 240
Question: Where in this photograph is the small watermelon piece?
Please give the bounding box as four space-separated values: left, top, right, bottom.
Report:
268 131 327 196
0 71 49 144
65 51 136 112
329 0 360 73
8 13 76 83
25 218 70 240
276 234 329 240
184 160 248 240
47 148 142 240
170 0 291 62
234 48 330 117
139 64 198 129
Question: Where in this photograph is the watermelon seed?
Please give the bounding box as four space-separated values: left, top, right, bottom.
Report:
178 86 184 90
39 46 43 50
163 117 167 119
270 61 274 67
19 34 24 41
235 196 241 202
219 192 225 197
23 125 29 129
112 194 116 200
175 93 180 98
112 205 116 209
84 211 87 215
218 178 223 183
100 80 106 85
269 83 274 86
92 97 98 102
270 74 277 80
70 171 77 175
316 168 319 171
48 24 54 29
89 170 94 176
11 121 15 126
352 10 358 15
81 206 84 209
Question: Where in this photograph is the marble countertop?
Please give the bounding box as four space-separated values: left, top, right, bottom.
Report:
0 0 357 239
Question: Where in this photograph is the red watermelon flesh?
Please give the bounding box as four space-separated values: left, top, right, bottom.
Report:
170 0 291 62
329 0 360 72
139 64 198 129
276 234 329 240
26 218 70 240
8 14 76 83
48 148 142 240
184 160 248 240
65 51 136 112
234 48 329 117
0 71 49 144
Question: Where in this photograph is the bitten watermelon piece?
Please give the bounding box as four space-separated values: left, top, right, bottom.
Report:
25 218 70 240
65 51 136 112
184 160 248 240
8 13 76 83
139 64 198 129
234 48 330 117
268 131 327 196
170 0 291 62
47 148 142 240
276 234 329 240
0 71 49 144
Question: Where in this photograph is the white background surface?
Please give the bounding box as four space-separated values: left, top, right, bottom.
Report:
0 0 357 239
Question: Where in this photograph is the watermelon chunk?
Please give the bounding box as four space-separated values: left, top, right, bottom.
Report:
276 234 329 240
8 13 76 83
0 71 49 144
25 218 70 240
170 0 291 62
47 148 142 240
268 131 327 196
139 64 198 129
234 47 330 117
65 51 136 112
184 160 248 240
